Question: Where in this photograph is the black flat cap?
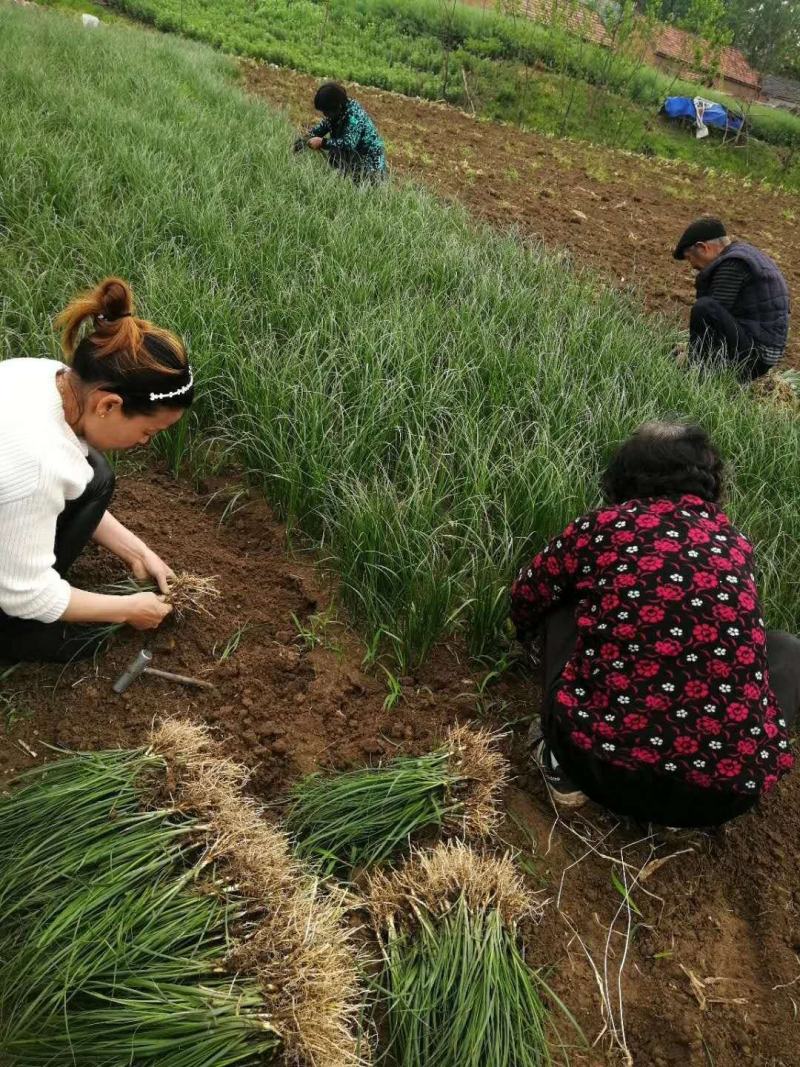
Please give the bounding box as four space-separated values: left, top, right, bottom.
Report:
673 217 727 260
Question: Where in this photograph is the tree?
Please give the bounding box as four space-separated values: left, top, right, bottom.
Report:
680 0 733 83
724 0 800 75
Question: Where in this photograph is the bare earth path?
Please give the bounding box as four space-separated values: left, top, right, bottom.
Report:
245 62 800 370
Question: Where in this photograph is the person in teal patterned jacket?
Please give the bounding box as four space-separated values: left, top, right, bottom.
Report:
295 82 387 183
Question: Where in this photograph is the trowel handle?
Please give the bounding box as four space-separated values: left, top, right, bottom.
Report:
144 667 215 690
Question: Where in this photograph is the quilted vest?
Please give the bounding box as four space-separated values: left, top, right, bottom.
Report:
695 242 790 350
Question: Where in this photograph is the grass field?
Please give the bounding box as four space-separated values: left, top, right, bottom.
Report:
100 0 800 186
1 2 799 669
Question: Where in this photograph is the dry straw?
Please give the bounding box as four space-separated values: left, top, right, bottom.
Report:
150 720 368 1067
164 572 222 619
367 838 540 932
751 369 800 412
445 723 510 839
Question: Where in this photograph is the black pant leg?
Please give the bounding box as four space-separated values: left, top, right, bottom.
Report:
540 603 578 739
54 448 115 576
0 618 107 664
0 448 115 664
325 148 379 184
689 297 760 379
326 147 353 174
767 630 800 729
542 604 578 692
551 743 757 827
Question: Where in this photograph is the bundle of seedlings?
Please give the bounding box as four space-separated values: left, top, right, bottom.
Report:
286 725 508 876
368 842 575 1067
0 720 366 1067
165 571 222 619
116 571 221 616
94 573 221 653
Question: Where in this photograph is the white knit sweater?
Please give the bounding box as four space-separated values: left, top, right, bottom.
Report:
0 359 92 623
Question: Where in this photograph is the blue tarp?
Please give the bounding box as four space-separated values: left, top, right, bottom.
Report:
663 96 745 133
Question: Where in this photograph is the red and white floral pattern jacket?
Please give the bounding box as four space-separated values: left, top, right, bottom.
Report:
510 495 793 796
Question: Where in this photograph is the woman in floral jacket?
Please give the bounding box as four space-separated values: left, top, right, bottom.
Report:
510 421 799 826
295 82 387 183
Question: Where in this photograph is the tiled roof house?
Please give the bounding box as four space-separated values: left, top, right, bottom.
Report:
520 0 610 44
650 25 761 100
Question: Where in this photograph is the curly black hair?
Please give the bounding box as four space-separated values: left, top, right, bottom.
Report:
314 82 348 116
602 421 724 505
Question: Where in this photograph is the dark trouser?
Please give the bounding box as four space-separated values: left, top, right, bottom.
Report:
689 297 771 381
540 605 800 828
0 449 115 664
325 148 387 185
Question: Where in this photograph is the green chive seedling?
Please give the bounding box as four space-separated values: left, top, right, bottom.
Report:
287 725 508 876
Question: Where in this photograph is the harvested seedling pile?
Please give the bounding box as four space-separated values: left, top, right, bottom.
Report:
286 725 508 875
0 720 366 1067
367 841 573 1067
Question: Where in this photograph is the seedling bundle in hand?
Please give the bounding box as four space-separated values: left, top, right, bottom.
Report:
96 573 221 653
165 571 222 620
286 725 509 875
0 721 365 1067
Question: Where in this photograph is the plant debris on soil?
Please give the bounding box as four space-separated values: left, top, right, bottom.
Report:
244 62 800 372
1 469 799 1065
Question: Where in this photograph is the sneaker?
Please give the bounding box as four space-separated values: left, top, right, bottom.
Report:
532 739 588 810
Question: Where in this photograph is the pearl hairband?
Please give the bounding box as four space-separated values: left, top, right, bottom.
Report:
149 367 194 402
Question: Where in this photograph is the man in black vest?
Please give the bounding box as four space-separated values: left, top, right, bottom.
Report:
673 217 790 380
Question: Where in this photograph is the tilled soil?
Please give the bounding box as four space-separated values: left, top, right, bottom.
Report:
244 62 800 371
2 471 799 1066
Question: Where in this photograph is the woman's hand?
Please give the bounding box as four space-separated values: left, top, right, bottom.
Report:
123 592 173 630
93 513 175 593
129 547 175 595
88 512 176 625
62 587 171 628
308 137 324 150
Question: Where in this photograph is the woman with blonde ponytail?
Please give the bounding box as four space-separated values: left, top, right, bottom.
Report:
0 278 195 662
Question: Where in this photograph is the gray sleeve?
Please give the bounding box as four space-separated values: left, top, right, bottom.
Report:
707 259 750 311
